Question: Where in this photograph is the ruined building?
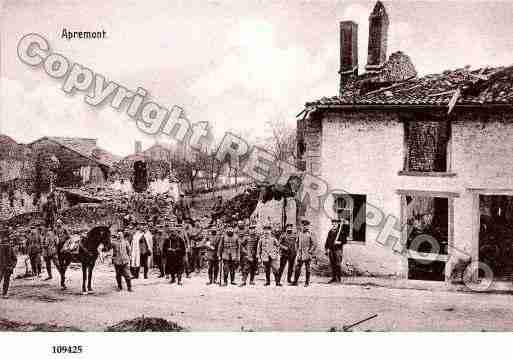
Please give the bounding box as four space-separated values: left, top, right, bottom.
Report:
298 1 513 283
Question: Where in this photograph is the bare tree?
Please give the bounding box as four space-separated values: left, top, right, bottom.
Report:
264 117 297 163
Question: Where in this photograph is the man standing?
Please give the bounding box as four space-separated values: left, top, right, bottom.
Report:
185 220 202 274
210 195 223 225
27 227 42 277
174 193 191 225
42 193 58 229
257 223 281 286
164 224 187 285
239 224 259 286
53 219 69 276
54 219 70 245
153 227 165 278
131 223 152 279
324 218 348 283
202 227 220 285
130 223 143 279
111 231 133 292
278 223 297 284
0 229 17 299
217 223 240 286
41 227 58 281
140 223 153 279
292 219 317 287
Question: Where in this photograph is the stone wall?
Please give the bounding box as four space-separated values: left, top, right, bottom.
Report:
303 107 513 279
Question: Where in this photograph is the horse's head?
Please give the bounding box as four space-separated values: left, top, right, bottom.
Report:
88 225 112 252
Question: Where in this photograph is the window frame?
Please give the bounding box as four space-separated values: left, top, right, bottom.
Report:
333 193 366 243
397 189 459 272
401 116 454 176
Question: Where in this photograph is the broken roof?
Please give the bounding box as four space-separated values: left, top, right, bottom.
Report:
30 136 116 168
307 65 513 109
0 134 32 161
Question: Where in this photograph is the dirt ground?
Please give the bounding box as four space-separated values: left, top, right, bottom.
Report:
2 258 513 332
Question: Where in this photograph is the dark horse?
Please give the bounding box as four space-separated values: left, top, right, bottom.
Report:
56 226 112 294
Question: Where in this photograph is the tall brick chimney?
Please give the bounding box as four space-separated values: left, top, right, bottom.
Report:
366 1 389 72
339 21 358 94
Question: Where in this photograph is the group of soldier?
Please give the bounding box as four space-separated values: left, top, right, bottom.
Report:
0 190 350 298
111 211 350 291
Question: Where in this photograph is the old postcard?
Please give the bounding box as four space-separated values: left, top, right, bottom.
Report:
1 0 513 355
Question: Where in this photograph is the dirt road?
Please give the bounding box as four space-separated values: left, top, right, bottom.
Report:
2 260 513 331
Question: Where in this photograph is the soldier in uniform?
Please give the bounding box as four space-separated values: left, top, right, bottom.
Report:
185 219 202 275
111 231 133 292
163 224 187 285
292 218 317 287
202 227 221 285
236 220 247 236
324 218 349 283
41 227 58 281
153 226 166 278
278 223 297 284
27 227 42 277
173 193 191 225
217 222 240 286
42 192 58 229
239 223 259 286
54 219 70 248
0 228 17 298
257 223 281 286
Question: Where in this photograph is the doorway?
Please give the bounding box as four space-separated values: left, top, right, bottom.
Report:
479 195 513 280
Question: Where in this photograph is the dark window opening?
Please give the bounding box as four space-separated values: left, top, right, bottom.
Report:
404 120 450 172
334 194 366 242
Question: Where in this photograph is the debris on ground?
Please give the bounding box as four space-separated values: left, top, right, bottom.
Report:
218 186 260 222
105 317 186 332
0 318 80 332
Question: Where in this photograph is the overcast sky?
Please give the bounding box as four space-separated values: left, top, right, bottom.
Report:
1 0 513 156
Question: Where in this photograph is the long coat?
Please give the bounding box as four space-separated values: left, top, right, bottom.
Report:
240 234 259 260
279 232 298 256
202 234 221 261
324 224 349 251
112 237 131 266
130 231 151 267
143 230 154 267
0 243 17 272
296 231 317 261
257 234 280 261
218 233 240 261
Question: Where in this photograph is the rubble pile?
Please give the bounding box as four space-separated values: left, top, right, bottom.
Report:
106 317 186 332
58 203 119 228
217 186 260 222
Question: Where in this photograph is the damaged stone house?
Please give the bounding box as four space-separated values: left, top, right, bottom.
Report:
0 134 37 219
0 135 117 220
298 1 513 282
29 136 116 187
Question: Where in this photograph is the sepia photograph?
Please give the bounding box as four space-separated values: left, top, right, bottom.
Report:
1 0 513 354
